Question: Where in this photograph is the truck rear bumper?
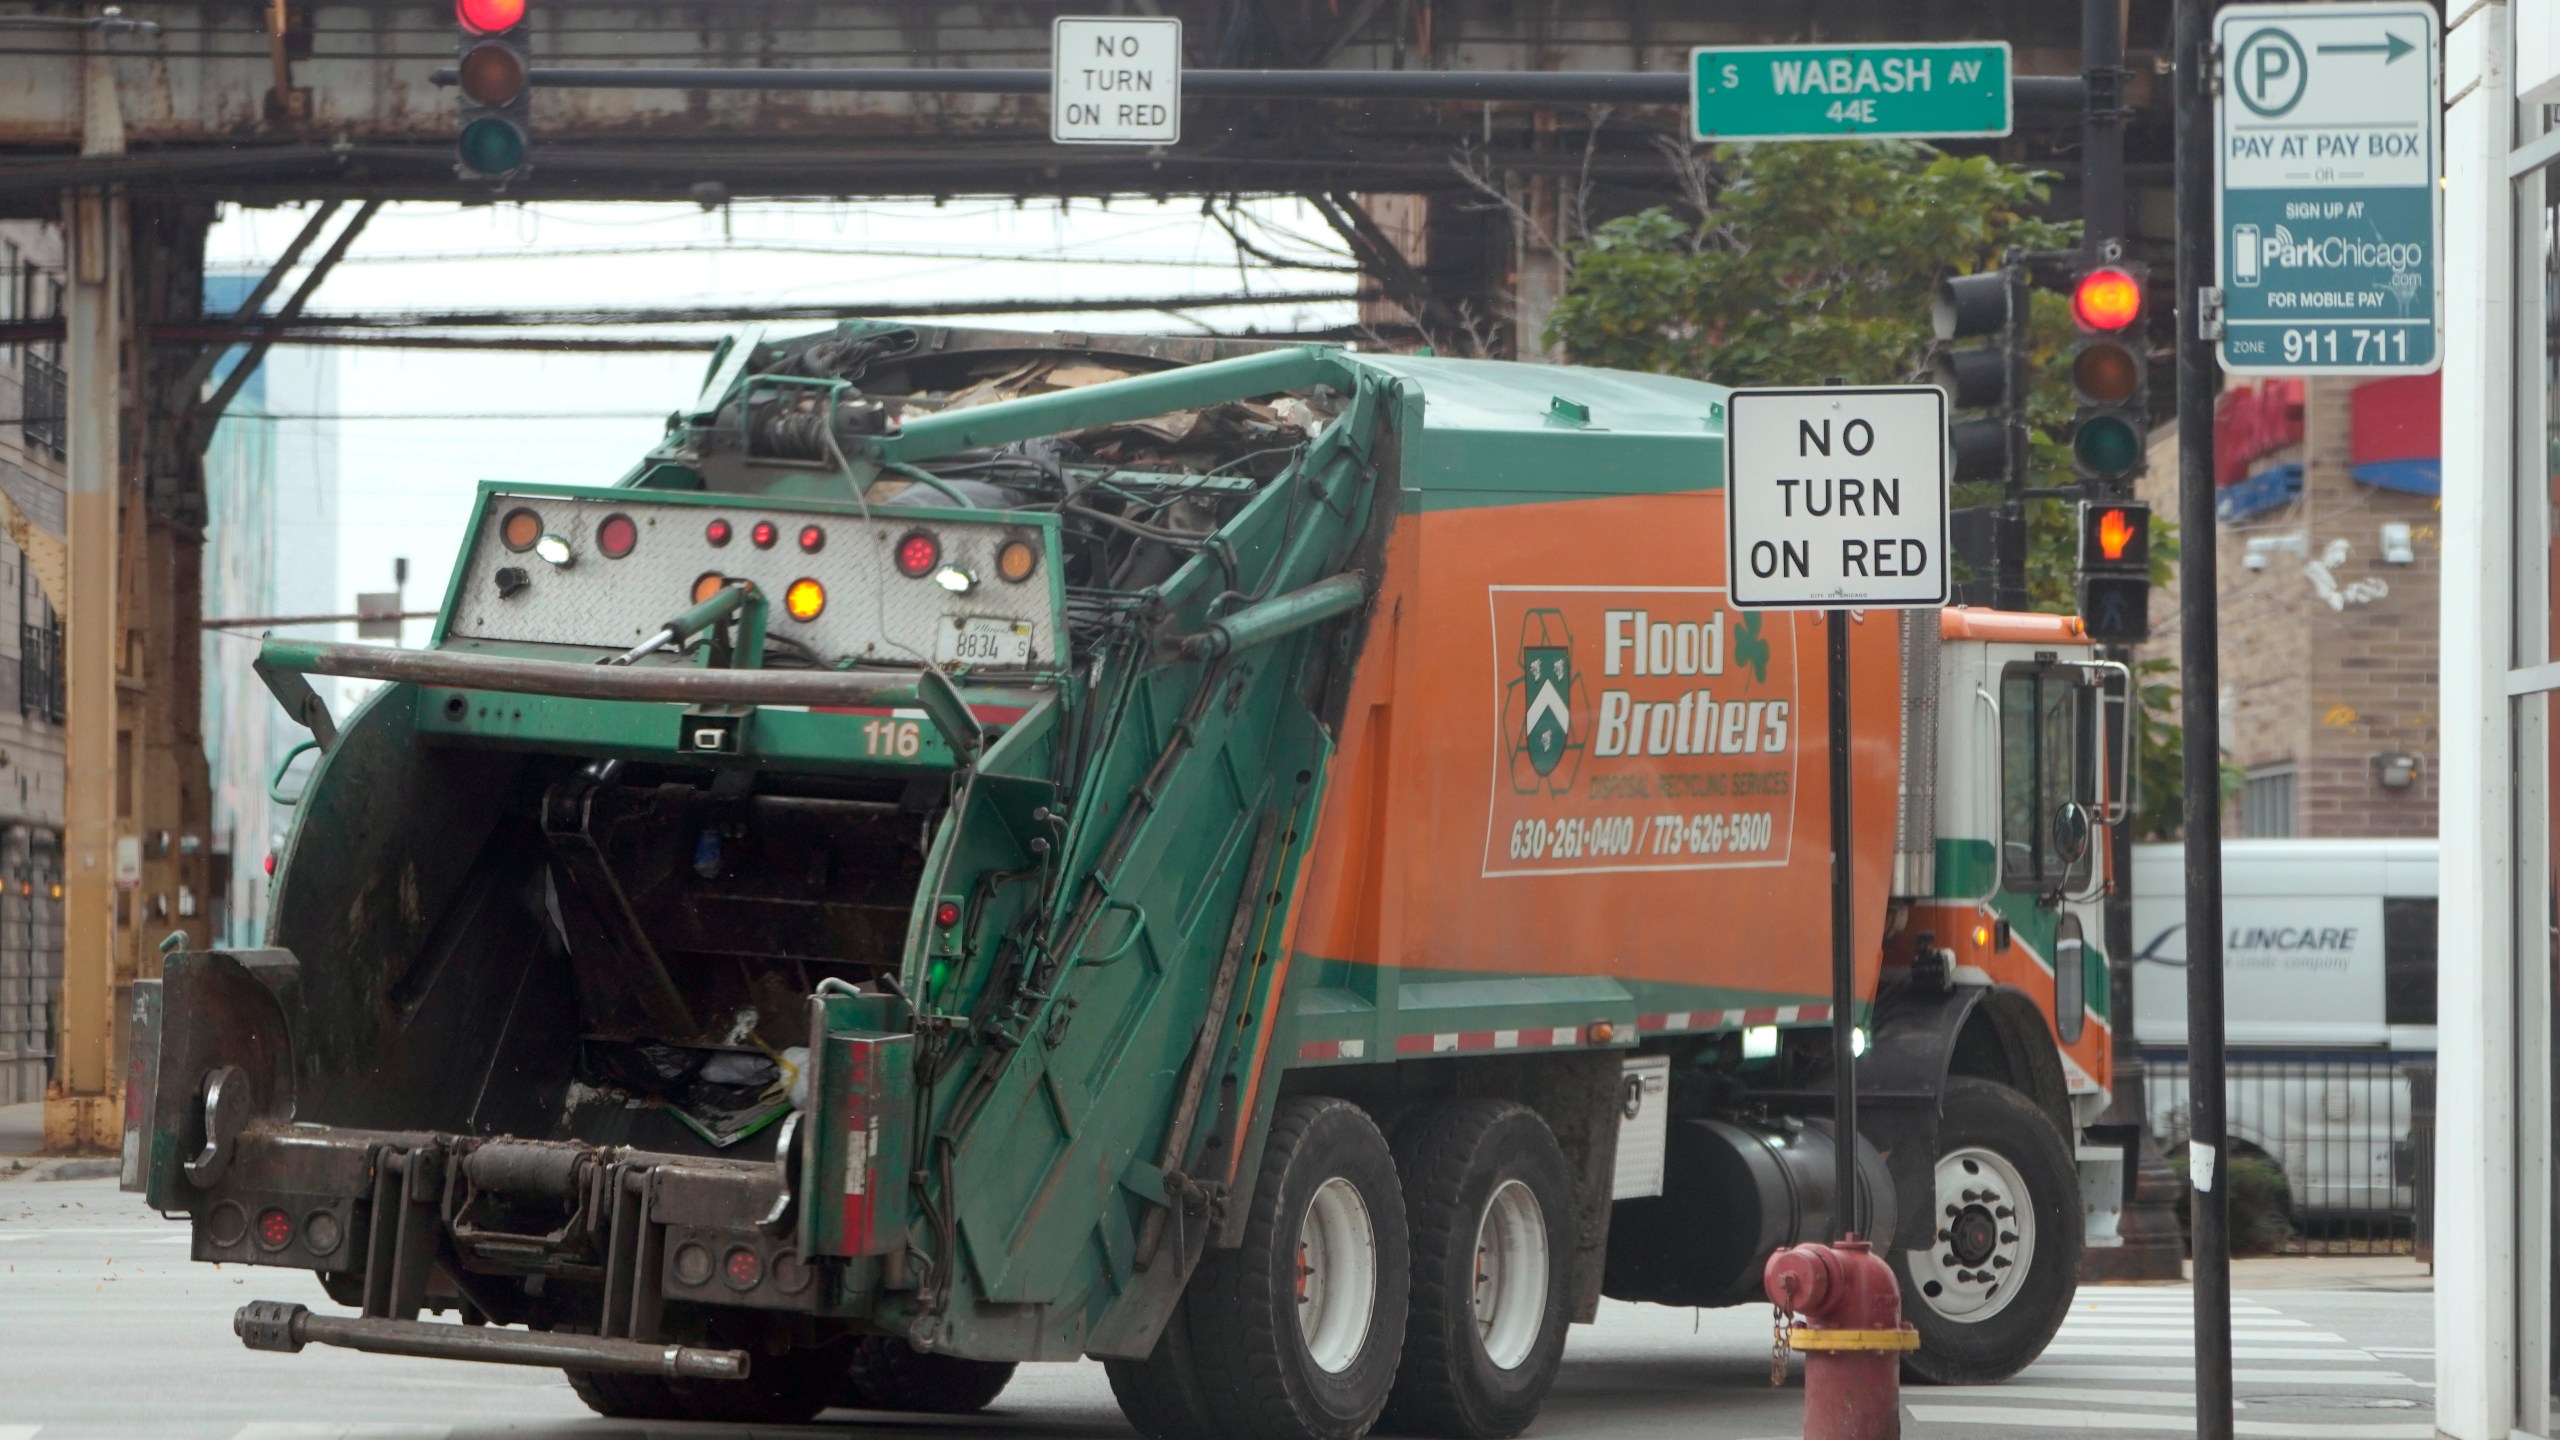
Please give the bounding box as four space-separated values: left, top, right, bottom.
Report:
189 1124 849 1348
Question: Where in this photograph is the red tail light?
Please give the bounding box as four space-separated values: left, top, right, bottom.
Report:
596 513 638 559
894 530 940 579
750 521 779 550
704 518 733 548
255 1207 295 1251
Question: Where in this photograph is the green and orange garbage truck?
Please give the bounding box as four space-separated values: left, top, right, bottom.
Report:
125 324 2129 1439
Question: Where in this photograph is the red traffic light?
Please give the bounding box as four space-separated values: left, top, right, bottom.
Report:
455 0 526 34
2072 268 2143 332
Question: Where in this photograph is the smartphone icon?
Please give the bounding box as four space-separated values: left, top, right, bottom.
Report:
2231 224 2262 287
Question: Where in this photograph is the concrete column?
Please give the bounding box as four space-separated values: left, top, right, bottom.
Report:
2434 4 2518 1434
42 188 122 1155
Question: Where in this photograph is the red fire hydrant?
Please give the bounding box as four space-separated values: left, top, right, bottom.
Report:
1763 1235 1920 1440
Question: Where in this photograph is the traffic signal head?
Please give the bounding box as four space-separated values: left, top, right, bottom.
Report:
1932 271 2011 343
2068 261 2149 490
455 0 531 182
2077 575 2152 644
1930 269 2020 486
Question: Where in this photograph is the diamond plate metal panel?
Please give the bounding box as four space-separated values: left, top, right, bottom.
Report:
447 493 1061 670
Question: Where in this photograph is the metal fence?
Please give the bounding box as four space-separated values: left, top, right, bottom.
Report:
2143 1049 2435 1256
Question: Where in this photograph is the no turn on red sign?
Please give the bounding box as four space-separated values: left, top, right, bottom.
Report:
1723 386 1950 610
1052 16 1182 146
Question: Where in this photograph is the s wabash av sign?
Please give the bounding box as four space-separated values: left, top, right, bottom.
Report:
1690 42 2012 143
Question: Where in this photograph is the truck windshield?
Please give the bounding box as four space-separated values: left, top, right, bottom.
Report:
1999 663 2095 894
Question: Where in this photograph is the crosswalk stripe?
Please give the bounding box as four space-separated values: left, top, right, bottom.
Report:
0 1426 39 1440
229 1426 456 1439
2057 1327 2348 1343
1923 1384 2200 1409
2042 1342 2380 1361
2025 1364 2429 1386
1905 1404 2433 1437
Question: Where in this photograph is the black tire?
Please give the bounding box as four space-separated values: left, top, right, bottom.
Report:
1889 1076 2083 1385
1106 1300 1221 1440
840 1335 1017 1413
564 1369 691 1420
666 1336 855 1424
1177 1095 1410 1440
1379 1101 1575 1439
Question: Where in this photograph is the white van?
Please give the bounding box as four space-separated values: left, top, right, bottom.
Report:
2130 839 2437 1216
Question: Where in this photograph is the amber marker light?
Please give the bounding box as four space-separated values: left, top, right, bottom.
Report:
499 506 543 552
691 572 730 605
784 578 827 621
996 538 1039 584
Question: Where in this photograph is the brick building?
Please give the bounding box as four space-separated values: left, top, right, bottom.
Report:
2139 374 2442 840
0 220 75 1107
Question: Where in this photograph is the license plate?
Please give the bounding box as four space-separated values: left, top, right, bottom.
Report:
935 617 1032 667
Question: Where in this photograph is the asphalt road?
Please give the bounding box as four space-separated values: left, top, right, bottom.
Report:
0 1169 2438 1440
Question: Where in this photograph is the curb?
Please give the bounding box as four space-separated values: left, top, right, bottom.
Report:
0 1156 120 1183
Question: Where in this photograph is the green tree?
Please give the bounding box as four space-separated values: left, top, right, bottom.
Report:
1546 140 2190 836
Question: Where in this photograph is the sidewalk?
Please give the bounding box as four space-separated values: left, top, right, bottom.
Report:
0 1100 118 1181
2093 1251 2434 1292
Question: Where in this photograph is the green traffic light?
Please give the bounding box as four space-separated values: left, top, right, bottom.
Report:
2073 414 2142 478
458 117 526 177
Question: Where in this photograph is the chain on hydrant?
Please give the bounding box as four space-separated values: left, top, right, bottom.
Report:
1762 1235 1921 1440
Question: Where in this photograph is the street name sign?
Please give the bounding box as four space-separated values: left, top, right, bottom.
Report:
1689 42 2012 143
1051 15 1181 146
2215 3 2441 375
1724 387 1950 610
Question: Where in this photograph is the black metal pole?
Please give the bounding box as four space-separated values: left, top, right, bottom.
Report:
1996 259 2032 611
1828 607 1860 1236
2172 0 2233 1434
426 64 2089 112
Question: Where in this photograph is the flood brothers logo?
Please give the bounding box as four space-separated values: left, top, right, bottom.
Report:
1504 609 1588 796
1504 605 1785 796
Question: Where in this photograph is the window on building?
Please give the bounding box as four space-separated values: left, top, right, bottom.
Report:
2240 765 2296 837
2383 896 2438 1027
1 241 15 368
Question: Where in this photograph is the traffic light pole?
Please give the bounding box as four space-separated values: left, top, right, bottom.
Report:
2173 0 2233 1433
1996 258 2032 612
2078 0 2188 1288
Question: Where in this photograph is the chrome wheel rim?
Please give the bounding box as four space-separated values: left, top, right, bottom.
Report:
1908 1146 2036 1323
1471 1178 1549 1370
1295 1176 1379 1373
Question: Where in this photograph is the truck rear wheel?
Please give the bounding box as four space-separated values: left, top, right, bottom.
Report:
1105 1300 1218 1439
1380 1101 1574 1439
1889 1076 2082 1385
1174 1095 1410 1440
839 1335 1016 1413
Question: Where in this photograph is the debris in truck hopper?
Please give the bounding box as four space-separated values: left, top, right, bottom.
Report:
579 1041 792 1148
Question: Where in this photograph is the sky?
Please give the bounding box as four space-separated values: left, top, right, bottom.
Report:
201 196 1361 645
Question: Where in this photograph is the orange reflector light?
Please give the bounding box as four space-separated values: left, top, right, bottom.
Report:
996 539 1039 584
454 0 525 33
784 578 826 621
499 506 542 552
750 520 778 550
691 572 728 605
894 530 940 578
596 513 638 559
458 41 526 104
1973 922 1994 948
2072 267 2143 331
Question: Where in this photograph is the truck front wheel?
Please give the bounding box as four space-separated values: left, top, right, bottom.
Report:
1380 1101 1574 1439
1889 1076 2082 1385
1173 1095 1411 1440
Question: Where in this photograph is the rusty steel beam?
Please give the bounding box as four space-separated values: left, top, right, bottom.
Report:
193 197 379 446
